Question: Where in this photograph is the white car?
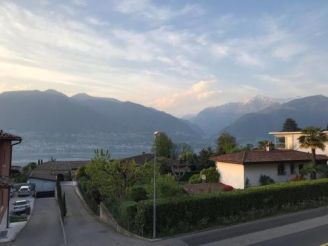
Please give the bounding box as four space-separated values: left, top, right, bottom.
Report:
17 186 31 197
12 200 30 215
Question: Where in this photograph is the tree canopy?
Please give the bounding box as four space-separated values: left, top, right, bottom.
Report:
282 118 300 132
216 132 237 155
153 132 174 158
298 127 328 178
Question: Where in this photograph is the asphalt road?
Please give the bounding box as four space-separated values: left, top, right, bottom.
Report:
9 197 64 246
62 184 148 246
252 224 328 246
182 207 328 246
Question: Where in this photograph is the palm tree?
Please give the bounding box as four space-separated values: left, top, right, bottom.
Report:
298 127 328 179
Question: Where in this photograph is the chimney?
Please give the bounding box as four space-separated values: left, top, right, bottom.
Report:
265 142 275 152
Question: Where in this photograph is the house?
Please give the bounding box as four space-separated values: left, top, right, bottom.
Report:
0 130 21 228
269 131 328 155
213 145 328 189
28 160 89 197
120 153 154 165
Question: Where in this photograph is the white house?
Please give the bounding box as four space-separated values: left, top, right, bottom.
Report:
214 146 328 189
269 131 328 155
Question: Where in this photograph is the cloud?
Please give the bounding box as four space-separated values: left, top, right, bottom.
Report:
72 0 87 6
113 0 203 22
154 80 222 115
236 52 263 67
0 1 328 116
0 2 209 103
272 43 306 61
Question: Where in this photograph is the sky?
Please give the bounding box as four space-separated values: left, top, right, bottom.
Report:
0 0 328 116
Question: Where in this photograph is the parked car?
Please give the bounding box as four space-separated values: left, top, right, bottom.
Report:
17 186 31 197
12 200 31 215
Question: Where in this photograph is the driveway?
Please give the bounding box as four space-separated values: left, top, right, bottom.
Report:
61 183 149 246
6 197 64 246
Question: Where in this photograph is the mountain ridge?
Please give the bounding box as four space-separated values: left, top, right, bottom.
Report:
0 89 199 141
222 95 328 144
190 95 281 136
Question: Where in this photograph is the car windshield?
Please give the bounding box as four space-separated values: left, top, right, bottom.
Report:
20 188 29 191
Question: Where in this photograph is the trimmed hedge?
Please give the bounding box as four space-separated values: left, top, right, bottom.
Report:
123 179 328 237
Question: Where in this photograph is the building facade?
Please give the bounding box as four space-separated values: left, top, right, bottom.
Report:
0 130 21 228
269 131 328 155
214 149 328 189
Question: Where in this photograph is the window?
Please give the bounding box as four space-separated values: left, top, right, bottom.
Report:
290 164 295 175
276 137 286 149
298 164 304 172
278 164 286 175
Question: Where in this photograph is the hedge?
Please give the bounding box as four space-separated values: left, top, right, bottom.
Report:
78 179 100 215
122 179 328 237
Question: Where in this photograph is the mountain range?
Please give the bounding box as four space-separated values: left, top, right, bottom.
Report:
1 89 328 162
190 95 280 136
222 95 328 144
0 89 199 141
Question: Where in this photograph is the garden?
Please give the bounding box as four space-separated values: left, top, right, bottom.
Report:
76 132 328 237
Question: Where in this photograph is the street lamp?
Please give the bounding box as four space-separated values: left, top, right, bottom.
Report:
153 131 160 239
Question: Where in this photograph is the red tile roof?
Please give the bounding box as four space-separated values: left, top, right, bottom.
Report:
213 149 328 165
0 129 21 141
120 153 154 165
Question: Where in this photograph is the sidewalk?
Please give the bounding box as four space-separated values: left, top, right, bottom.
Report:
0 196 35 243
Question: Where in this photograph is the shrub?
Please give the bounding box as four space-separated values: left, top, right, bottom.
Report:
10 214 27 223
200 167 220 183
259 175 275 186
117 201 138 230
147 175 186 199
128 186 148 202
78 179 100 215
76 166 87 179
129 179 328 237
189 174 202 184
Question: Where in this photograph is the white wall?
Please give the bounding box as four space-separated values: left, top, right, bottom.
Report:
28 179 56 192
244 163 301 187
272 131 328 156
216 162 245 189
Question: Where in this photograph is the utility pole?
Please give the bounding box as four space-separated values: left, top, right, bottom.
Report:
153 131 160 239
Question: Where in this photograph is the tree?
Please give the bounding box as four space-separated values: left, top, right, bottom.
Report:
216 132 237 155
173 143 193 161
257 140 270 150
240 144 254 151
93 149 111 162
197 147 215 170
147 174 184 199
200 167 220 183
282 118 300 132
153 132 173 158
85 156 139 202
298 127 328 179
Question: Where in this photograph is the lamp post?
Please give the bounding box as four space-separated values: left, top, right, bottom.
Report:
153 131 160 239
